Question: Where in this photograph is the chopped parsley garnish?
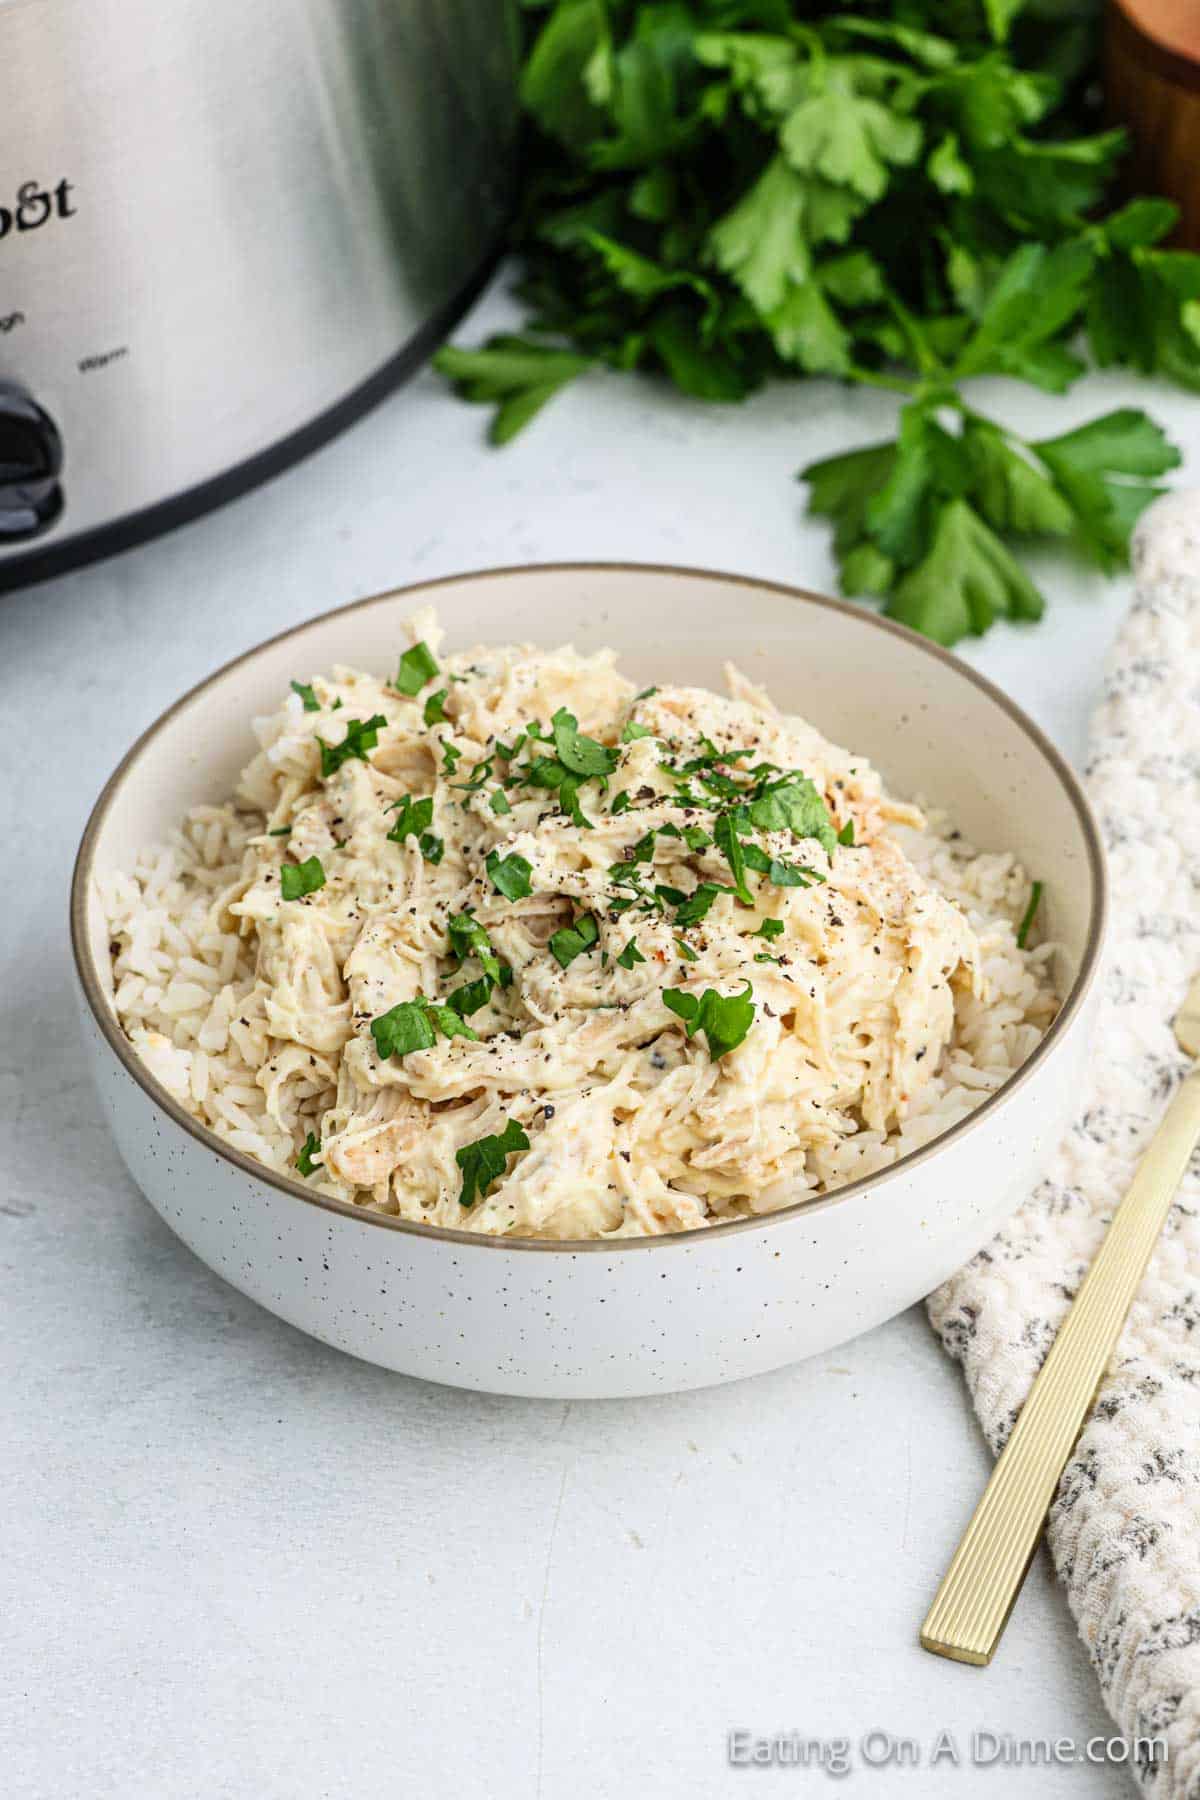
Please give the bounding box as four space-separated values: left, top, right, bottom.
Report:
396 640 439 696
486 849 533 901
1016 879 1044 949
743 773 837 853
714 811 752 905
440 739 462 776
280 855 326 901
489 789 512 816
742 844 822 888
495 734 525 761
673 882 724 928
616 938 645 969
837 819 856 847
659 821 713 851
423 688 449 725
446 977 493 1019
370 999 434 1058
386 793 443 863
674 937 699 962
296 1132 321 1176
447 913 509 989
561 785 594 830
453 759 497 796
610 790 632 816
634 686 658 702
386 794 433 840
621 720 653 743
551 706 619 778
753 917 784 940
549 912 600 970
423 1001 479 1042
291 679 320 713
317 713 387 777
754 952 781 965
662 982 756 1060
267 825 292 837
515 753 595 830
456 1117 530 1208
371 995 478 1060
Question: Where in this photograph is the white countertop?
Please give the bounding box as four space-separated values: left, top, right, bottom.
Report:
6 277 1199 1799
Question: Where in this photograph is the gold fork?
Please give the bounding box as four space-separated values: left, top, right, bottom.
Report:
921 969 1200 1666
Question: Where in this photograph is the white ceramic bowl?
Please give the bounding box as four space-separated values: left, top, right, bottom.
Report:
72 566 1106 1397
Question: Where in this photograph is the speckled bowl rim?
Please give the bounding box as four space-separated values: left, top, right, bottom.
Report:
71 562 1108 1254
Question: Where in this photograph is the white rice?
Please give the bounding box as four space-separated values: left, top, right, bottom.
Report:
101 800 1058 1214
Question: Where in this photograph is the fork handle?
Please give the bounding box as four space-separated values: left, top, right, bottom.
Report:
921 1069 1200 1666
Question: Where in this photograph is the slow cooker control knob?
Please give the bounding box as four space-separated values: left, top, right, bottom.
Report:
0 382 64 541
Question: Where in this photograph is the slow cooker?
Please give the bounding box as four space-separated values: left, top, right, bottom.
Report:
0 0 517 590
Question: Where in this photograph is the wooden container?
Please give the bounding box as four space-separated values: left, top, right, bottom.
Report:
1107 0 1200 247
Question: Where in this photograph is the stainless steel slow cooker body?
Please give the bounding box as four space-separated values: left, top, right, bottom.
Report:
0 0 517 588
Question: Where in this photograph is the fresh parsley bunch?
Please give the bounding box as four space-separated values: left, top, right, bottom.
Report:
436 0 1200 645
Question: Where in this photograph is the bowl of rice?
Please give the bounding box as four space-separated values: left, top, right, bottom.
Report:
71 565 1105 1396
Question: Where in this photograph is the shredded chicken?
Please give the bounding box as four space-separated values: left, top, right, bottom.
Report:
219 609 983 1238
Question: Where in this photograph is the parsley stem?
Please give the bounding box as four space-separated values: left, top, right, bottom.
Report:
843 365 917 396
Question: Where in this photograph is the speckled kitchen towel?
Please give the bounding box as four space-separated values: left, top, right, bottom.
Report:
928 491 1200 1795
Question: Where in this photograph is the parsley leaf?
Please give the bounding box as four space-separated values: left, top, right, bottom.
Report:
622 720 654 743
423 1001 480 1042
446 978 494 1019
396 641 438 696
423 688 449 725
318 714 387 777
447 913 510 991
662 982 757 1060
291 679 320 713
486 849 534 901
742 844 823 888
837 819 856 847
456 1117 531 1207
371 995 479 1060
714 810 752 906
1034 409 1181 573
370 1000 435 1059
280 856 325 901
386 793 442 864
674 882 724 928
386 794 434 842
753 918 784 940
551 707 619 778
887 498 1045 644
549 912 600 969
515 750 599 830
745 773 837 854
296 1132 321 1177
616 938 645 969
